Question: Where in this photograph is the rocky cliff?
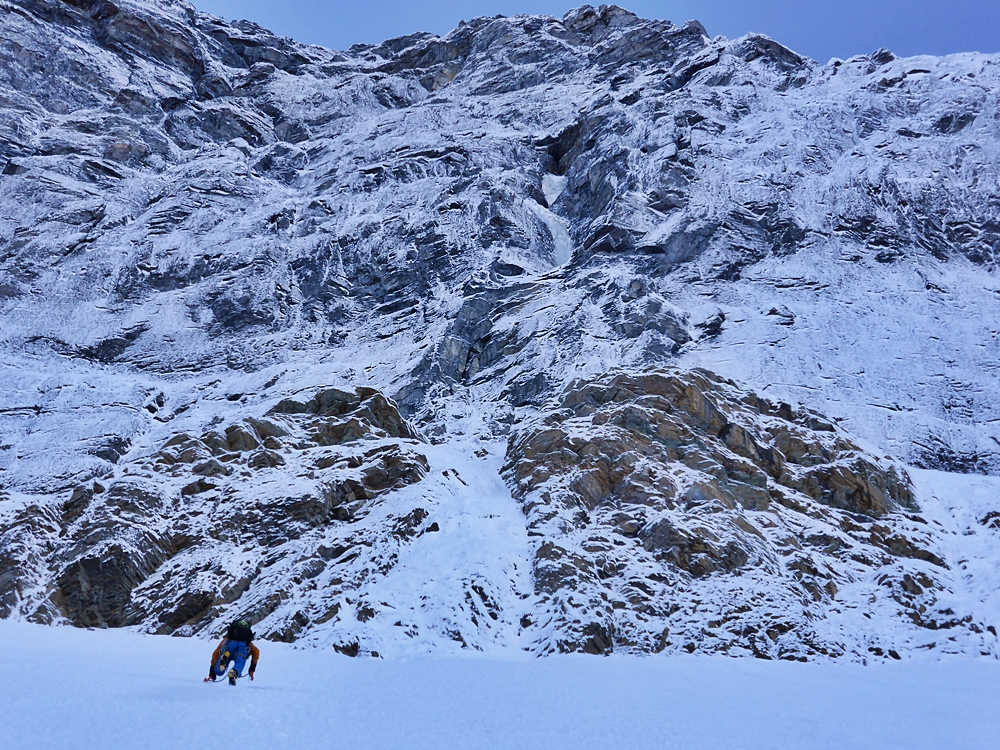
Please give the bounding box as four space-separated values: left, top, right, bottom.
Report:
1 0 999 659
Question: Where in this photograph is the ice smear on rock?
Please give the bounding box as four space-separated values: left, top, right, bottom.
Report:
526 199 574 265
542 173 568 206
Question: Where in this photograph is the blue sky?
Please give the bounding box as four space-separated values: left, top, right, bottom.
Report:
191 1 999 63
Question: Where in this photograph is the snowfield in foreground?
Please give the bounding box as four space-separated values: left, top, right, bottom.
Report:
1 620 997 750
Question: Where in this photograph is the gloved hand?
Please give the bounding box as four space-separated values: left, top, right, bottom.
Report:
248 670 254 681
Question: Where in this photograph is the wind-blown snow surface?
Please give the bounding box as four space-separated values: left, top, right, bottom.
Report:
1 620 998 750
2 0 1000 659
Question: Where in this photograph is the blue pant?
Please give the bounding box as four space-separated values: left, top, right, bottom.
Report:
214 640 249 678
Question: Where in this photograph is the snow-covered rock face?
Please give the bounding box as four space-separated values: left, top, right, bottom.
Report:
504 370 963 659
1 0 999 658
47 389 429 637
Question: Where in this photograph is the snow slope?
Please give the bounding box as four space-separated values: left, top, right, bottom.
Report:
2 619 999 750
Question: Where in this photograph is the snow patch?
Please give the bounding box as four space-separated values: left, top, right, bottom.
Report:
301 439 533 657
910 469 1000 632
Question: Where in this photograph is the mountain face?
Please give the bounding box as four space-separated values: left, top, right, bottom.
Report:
1 0 999 659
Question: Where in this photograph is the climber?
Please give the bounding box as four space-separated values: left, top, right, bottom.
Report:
205 619 260 685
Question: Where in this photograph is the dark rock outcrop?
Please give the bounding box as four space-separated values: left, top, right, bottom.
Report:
0 386 432 639
504 371 954 658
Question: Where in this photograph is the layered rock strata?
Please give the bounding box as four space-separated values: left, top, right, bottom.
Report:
2 387 433 644
505 371 971 658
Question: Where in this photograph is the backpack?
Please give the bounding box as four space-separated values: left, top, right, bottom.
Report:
227 619 254 644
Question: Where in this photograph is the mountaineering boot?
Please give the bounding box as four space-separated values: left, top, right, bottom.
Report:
228 668 237 686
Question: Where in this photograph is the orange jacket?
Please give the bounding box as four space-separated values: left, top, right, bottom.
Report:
210 637 260 676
